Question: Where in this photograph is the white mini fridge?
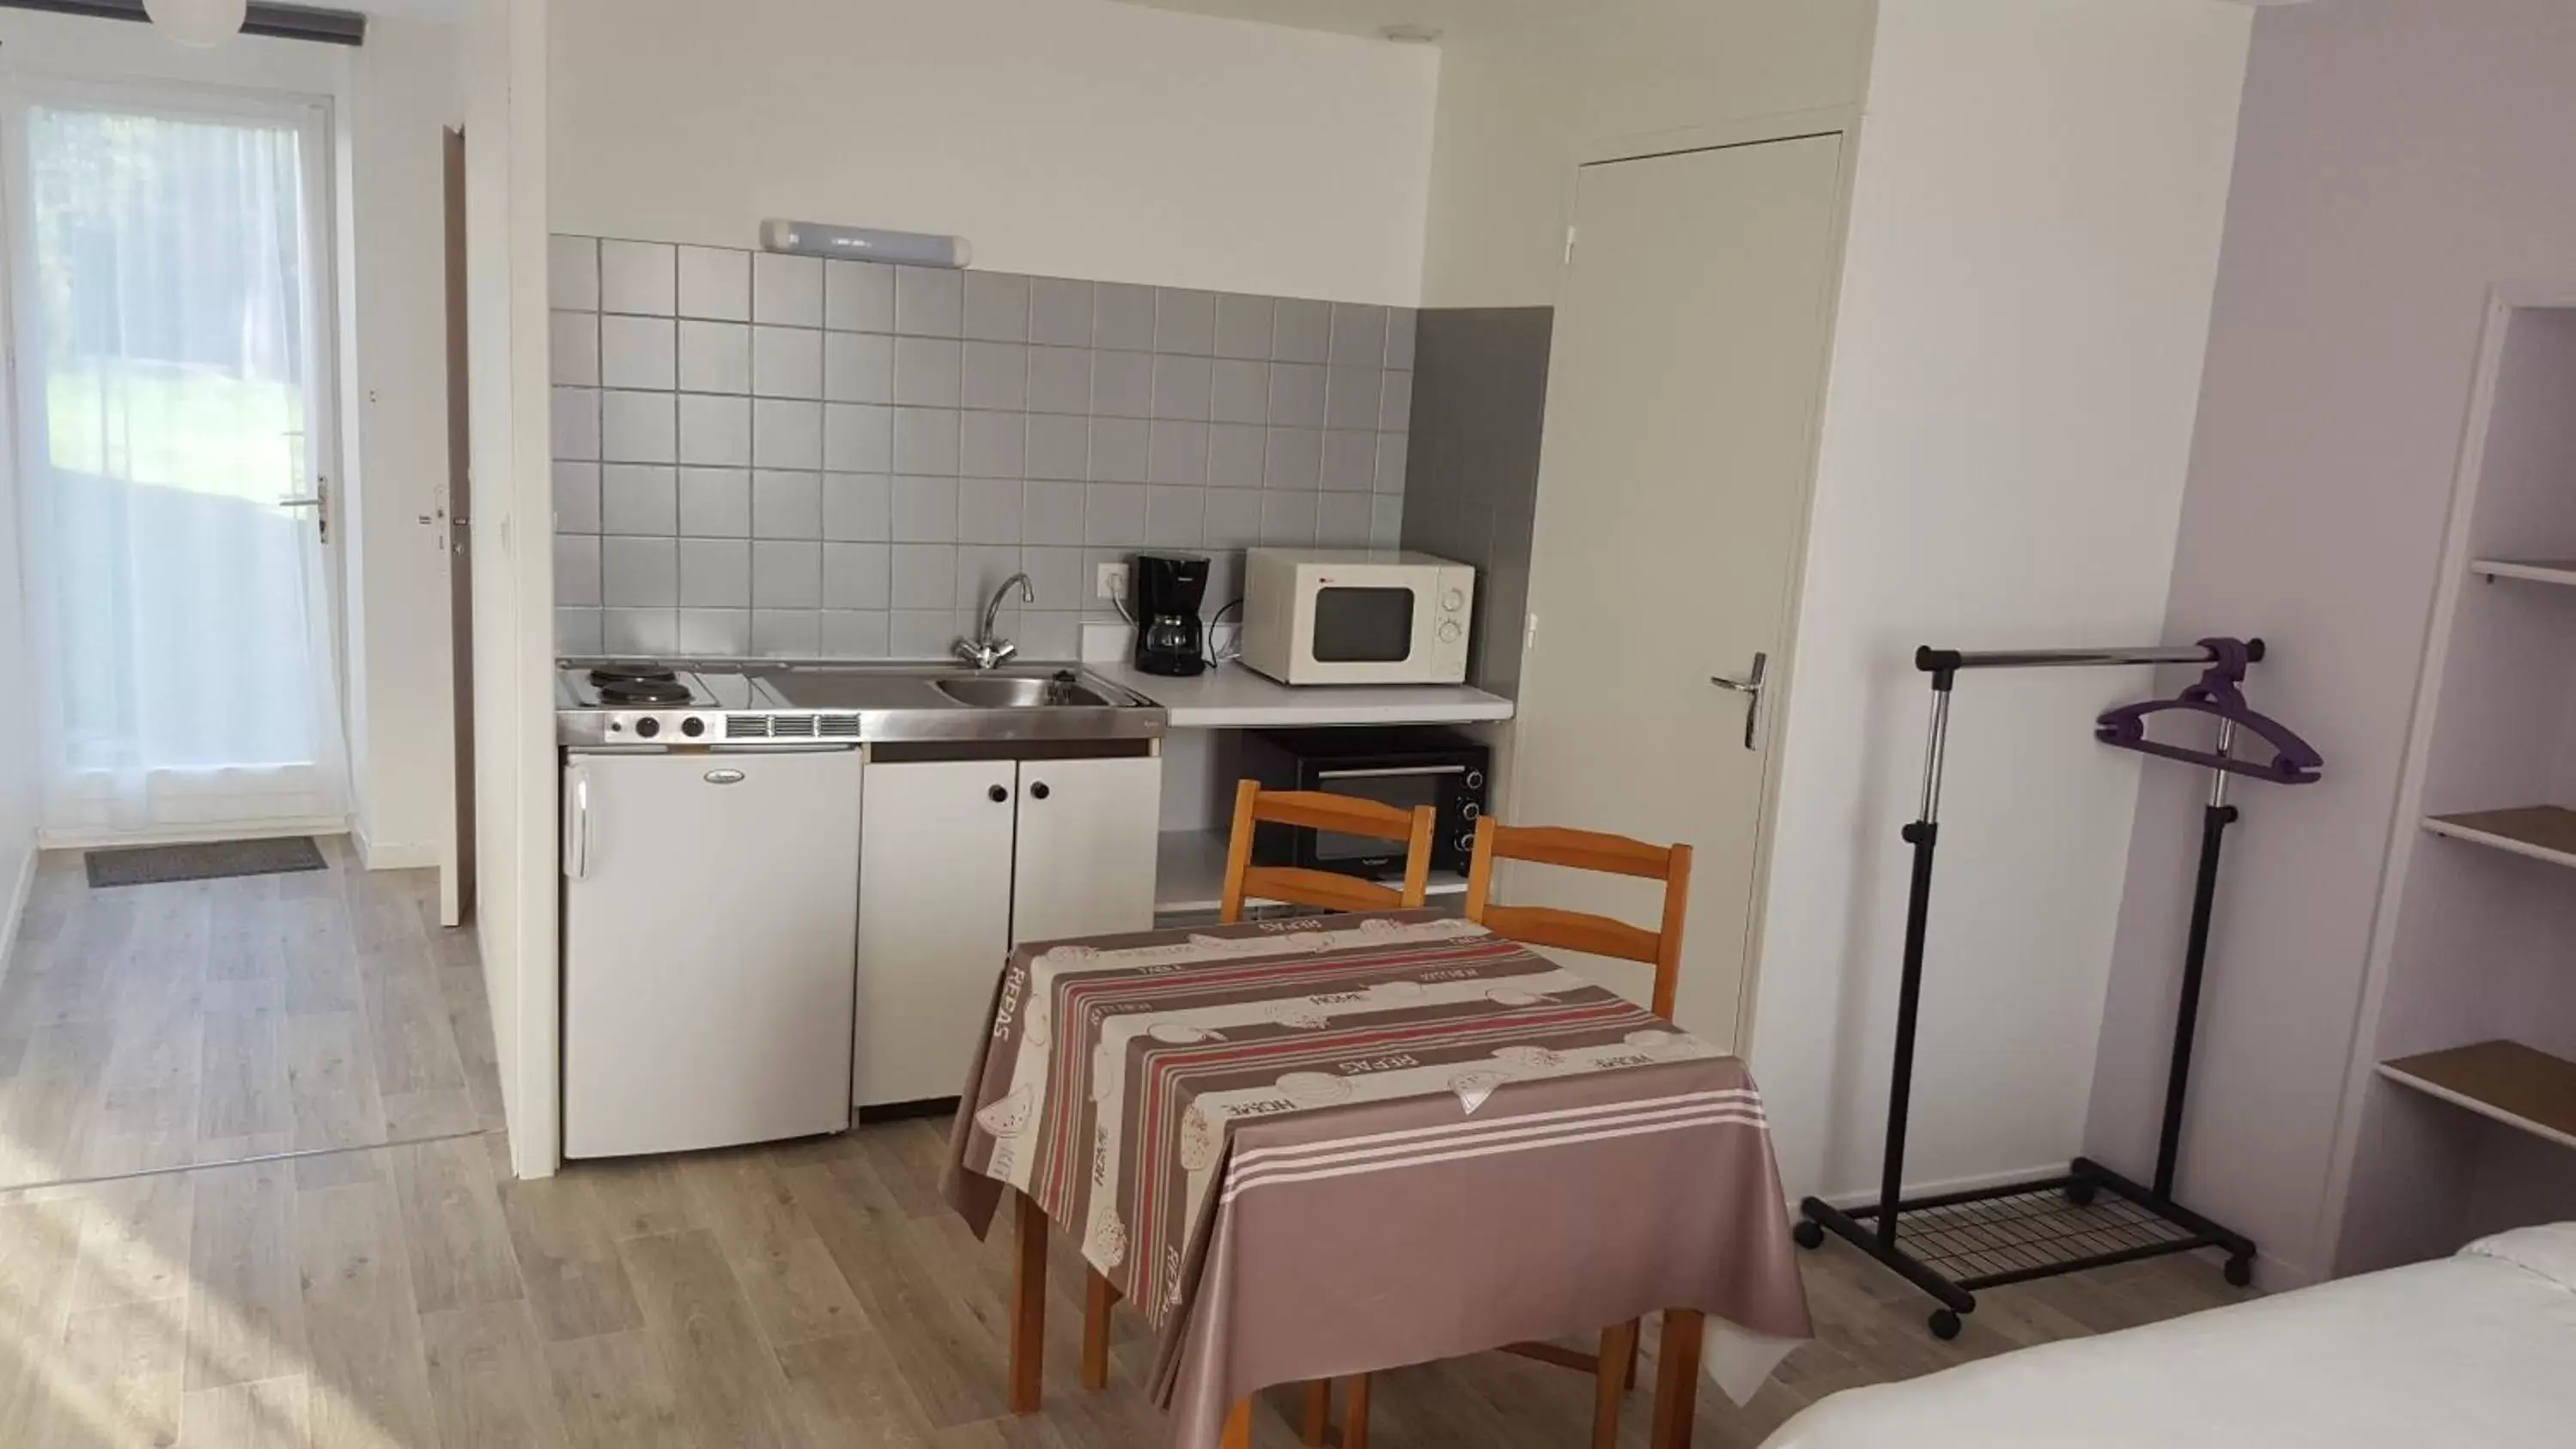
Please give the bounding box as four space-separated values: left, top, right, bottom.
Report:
562 747 864 1159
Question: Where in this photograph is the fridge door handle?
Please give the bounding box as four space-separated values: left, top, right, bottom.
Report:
567 767 592 881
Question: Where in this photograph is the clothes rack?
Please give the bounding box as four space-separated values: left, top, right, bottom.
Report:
1795 639 2320 1338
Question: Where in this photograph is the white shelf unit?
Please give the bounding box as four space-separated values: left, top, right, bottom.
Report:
2333 304 2576 1274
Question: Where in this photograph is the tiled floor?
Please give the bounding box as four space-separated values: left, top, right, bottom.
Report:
0 849 2250 1446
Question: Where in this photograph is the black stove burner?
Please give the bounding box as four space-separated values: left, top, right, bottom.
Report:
588 663 679 688
596 678 693 706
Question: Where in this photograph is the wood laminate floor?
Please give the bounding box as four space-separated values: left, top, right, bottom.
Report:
0 841 502 1195
0 849 2251 1447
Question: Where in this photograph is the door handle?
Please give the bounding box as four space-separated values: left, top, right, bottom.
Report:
566 770 592 880
275 497 323 509
1710 652 1769 751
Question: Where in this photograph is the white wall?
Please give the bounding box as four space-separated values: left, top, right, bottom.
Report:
466 0 563 1179
338 16 463 872
1417 0 1877 309
1749 0 2251 1204
0 9 461 879
547 0 1438 306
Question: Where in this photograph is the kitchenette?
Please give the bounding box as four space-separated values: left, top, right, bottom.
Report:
556 532 1513 1161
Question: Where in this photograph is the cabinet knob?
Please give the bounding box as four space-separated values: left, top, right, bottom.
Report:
1030 781 1050 801
988 785 1008 803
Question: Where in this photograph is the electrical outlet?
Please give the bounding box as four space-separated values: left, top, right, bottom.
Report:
1097 561 1129 603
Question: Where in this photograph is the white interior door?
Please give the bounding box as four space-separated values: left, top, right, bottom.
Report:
1510 135 1847 1048
1012 755 1163 946
4 80 350 844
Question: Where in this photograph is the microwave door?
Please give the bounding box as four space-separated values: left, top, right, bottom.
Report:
1307 585 1420 680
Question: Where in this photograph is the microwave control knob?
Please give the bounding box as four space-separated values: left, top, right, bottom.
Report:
1442 589 1466 611
1437 620 1463 643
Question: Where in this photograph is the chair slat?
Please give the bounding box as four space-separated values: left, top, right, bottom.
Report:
1219 780 1438 925
1240 866 1408 916
1477 903 1661 965
1250 790 1422 840
1484 823 1677 879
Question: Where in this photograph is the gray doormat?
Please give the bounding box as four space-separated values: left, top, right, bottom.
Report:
85 836 329 888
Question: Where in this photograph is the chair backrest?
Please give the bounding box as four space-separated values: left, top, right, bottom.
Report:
1463 818 1694 1019
1218 779 1437 925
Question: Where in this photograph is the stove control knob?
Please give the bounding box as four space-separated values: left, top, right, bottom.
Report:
635 717 661 739
680 717 706 738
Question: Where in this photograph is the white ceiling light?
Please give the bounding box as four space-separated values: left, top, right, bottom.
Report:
144 0 250 48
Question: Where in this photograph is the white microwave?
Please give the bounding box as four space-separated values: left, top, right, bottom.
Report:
1240 549 1476 686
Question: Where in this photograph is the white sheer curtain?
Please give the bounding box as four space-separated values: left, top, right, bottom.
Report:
10 87 349 841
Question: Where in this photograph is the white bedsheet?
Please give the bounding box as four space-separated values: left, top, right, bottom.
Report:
1763 1223 2576 1448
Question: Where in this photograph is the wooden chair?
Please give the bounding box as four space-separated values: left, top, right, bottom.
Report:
1335 815 1696 1448
1084 779 1439 1442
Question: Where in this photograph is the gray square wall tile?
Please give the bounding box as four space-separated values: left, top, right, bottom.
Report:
1092 351 1152 420
603 391 677 464
1094 283 1156 352
824 331 893 403
1380 372 1414 433
753 253 824 326
1371 494 1404 548
1385 309 1418 370
1318 493 1373 548
1208 424 1265 489
1329 303 1388 367
822 610 890 658
603 537 677 606
679 320 751 394
1264 427 1322 490
550 311 598 386
552 387 601 461
557 609 604 656
1148 421 1209 486
680 609 751 656
1024 415 1090 482
894 409 961 476
600 240 675 316
961 343 1027 411
604 608 679 658
678 246 750 322
754 610 821 658
679 394 751 467
1146 486 1205 547
602 464 678 535
958 476 1023 543
753 399 824 470
891 545 957 609
679 538 750 608
1151 355 1213 421
1376 433 1409 494
1030 277 1094 347
823 543 891 609
893 476 958 542
825 404 893 473
550 236 599 312
753 541 822 608
1268 364 1325 428
753 470 823 538
1085 483 1145 545
826 260 896 332
679 468 750 536
1321 430 1376 492
555 461 602 532
894 337 963 408
960 413 1025 481
896 268 963 336
1273 299 1330 363
1204 488 1262 548
1154 289 1217 355
1212 360 1267 426
963 273 1030 342
753 326 823 400
824 474 891 541
1027 347 1091 415
1261 491 1318 546
1326 367 1382 431
890 609 957 659
1089 418 1148 483
555 535 600 606
1215 294 1272 360
1024 482 1086 545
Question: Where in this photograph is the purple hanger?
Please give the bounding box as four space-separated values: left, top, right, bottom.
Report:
2095 637 2323 785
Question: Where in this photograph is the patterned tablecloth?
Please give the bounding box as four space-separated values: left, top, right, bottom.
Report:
946 911 1812 1448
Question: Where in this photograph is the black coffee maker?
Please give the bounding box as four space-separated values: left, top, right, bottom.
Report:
1131 552 1210 677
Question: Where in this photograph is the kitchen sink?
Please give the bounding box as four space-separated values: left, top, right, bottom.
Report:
934 673 1116 709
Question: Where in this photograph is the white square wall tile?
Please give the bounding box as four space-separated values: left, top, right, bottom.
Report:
824 404 893 473
556 609 605 656
677 393 752 467
678 468 750 537
551 387 601 461
679 609 752 656
753 399 825 470
554 461 602 532
753 541 823 608
550 311 599 385
753 609 822 658
548 235 599 312
601 391 678 464
599 314 677 391
752 326 824 400
554 534 601 606
603 608 680 657
677 246 750 321
754 252 825 327
678 538 751 608
677 320 752 395
824 332 894 404
826 259 896 332
600 239 676 316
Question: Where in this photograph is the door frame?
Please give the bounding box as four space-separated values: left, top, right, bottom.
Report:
1508 114 1865 1051
0 71 356 847
440 125 474 926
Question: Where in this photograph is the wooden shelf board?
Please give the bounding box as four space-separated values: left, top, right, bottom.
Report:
2378 1041 2576 1152
2421 806 2576 871
2469 558 2576 588
1152 828 1467 917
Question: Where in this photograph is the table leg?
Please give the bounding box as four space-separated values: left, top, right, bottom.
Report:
1221 1397 1254 1449
1011 1193 1048 1415
1593 1319 1640 1449
1083 1270 1120 1390
1300 1379 1332 1445
1648 1309 1704 1448
1345 1373 1372 1449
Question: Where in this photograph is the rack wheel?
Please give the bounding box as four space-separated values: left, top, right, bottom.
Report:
1793 1220 1826 1251
2064 1180 2097 1207
2224 1255 2253 1288
1928 1309 1963 1341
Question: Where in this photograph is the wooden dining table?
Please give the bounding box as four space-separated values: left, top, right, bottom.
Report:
945 910 1812 1449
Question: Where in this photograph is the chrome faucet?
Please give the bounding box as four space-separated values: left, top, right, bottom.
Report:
955 573 1036 670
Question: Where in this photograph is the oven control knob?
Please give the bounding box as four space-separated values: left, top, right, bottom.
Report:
1456 834 1475 853
635 716 661 739
1466 770 1485 790
680 717 706 738
1437 621 1462 643
1461 803 1480 820
1442 589 1465 612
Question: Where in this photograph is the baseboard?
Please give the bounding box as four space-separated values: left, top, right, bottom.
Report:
40 817 352 851
354 833 440 870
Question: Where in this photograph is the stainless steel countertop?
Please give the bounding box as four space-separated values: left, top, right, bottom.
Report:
556 658 1167 749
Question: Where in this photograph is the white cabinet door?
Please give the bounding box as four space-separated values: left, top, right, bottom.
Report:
854 758 1019 1106
1012 755 1163 947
